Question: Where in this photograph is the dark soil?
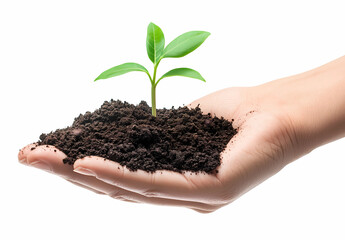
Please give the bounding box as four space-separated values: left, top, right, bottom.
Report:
37 100 237 173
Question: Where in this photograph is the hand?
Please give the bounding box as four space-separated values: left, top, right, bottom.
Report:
18 56 345 213
18 85 300 213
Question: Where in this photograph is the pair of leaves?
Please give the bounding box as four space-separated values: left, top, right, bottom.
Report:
95 22 209 84
146 22 210 65
95 64 205 85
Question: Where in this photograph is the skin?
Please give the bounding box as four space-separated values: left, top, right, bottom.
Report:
18 55 345 213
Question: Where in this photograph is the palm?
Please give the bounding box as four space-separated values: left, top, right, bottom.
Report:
19 87 296 213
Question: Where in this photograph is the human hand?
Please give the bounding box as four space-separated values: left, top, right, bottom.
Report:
18 56 345 213
18 84 301 213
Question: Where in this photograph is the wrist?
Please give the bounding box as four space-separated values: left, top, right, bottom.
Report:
258 56 345 156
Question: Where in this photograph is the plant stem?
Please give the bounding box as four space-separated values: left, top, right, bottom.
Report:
151 84 156 117
151 62 160 117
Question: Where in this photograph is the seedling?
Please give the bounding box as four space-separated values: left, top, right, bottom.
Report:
95 22 210 117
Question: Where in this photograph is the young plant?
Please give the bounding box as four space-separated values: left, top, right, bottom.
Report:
95 22 210 117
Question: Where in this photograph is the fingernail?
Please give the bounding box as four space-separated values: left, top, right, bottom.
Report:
30 161 52 172
74 167 96 177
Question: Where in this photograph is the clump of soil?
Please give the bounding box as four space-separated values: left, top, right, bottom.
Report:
37 100 237 173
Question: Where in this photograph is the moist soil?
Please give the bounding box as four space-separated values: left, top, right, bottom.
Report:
36 100 237 173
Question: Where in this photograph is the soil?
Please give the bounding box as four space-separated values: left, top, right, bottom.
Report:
36 100 237 173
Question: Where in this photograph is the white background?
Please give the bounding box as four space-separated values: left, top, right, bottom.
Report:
1 0 345 239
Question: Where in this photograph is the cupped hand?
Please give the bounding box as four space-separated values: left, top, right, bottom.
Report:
18 85 301 213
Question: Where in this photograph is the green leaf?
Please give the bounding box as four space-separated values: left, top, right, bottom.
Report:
161 31 210 59
157 68 206 85
94 63 149 81
146 22 165 64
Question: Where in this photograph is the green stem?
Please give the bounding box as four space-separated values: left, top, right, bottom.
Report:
151 61 160 117
151 84 156 117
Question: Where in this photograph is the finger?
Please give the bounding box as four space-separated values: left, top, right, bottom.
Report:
19 144 151 200
18 143 36 164
19 144 72 174
65 179 106 195
19 144 131 194
74 156 225 204
67 176 222 212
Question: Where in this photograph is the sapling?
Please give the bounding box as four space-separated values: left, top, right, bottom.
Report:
95 22 210 117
